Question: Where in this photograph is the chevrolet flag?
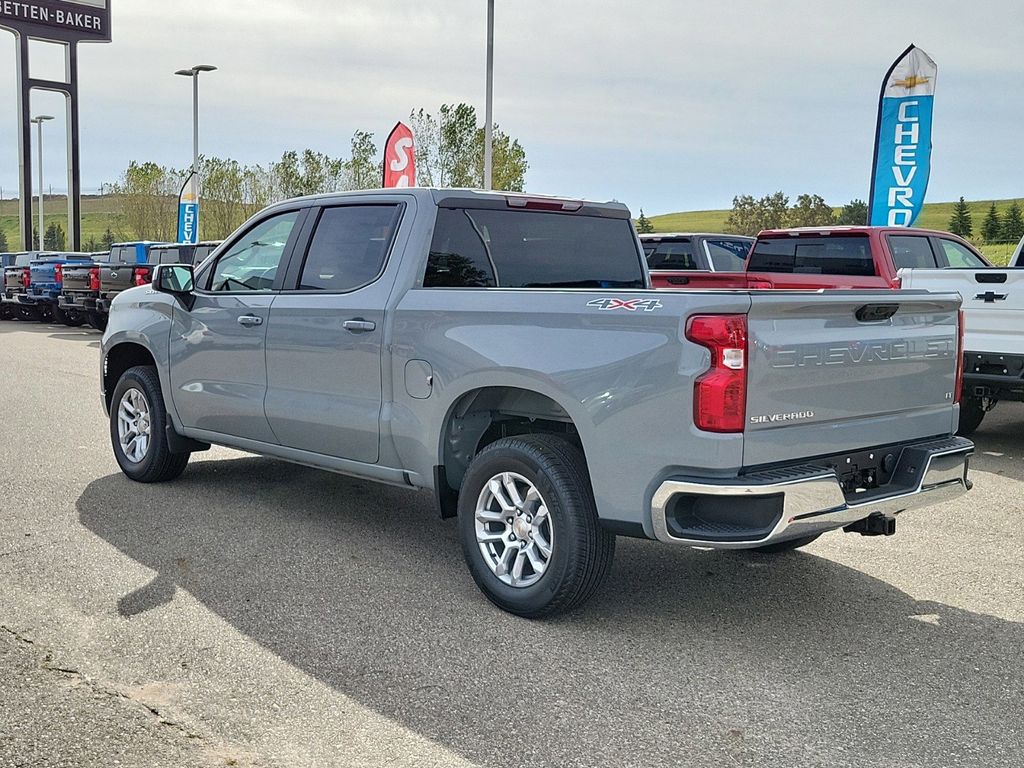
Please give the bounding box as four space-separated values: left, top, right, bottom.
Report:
177 172 200 244
868 45 937 226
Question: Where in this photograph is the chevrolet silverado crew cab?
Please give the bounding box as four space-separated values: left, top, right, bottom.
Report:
101 189 973 617
640 233 753 286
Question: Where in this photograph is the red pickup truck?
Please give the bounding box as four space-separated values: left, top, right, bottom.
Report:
648 227 991 289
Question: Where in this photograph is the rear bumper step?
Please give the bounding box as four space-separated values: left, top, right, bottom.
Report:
651 436 973 548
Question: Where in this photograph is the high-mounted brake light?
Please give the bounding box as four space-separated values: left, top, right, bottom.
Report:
89 266 101 291
686 314 748 433
134 266 152 286
954 309 965 404
506 196 583 212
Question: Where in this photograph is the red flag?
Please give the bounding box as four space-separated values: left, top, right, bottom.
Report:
382 122 416 188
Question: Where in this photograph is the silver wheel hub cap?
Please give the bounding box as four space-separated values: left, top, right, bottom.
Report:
117 387 152 464
475 472 554 588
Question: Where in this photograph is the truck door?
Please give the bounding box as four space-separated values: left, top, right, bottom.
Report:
169 209 303 443
264 201 407 464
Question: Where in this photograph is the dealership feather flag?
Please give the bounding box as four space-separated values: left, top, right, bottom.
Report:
383 122 416 188
868 45 937 226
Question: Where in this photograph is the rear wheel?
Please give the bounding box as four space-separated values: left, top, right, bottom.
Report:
16 305 39 322
87 311 108 332
53 306 84 326
457 434 615 618
750 533 822 553
109 365 190 483
957 395 987 437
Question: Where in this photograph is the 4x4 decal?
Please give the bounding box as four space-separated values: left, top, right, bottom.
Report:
587 298 663 312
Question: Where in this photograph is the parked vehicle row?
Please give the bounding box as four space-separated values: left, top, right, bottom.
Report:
1 241 220 330
99 189 974 617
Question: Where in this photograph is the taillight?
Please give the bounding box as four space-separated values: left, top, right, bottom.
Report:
54 264 63 284
747 278 773 290
954 309 965 404
21 268 30 288
889 276 903 289
686 314 747 433
134 267 151 286
89 266 100 291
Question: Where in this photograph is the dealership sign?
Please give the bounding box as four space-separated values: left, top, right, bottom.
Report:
0 0 110 42
177 173 199 245
868 45 937 227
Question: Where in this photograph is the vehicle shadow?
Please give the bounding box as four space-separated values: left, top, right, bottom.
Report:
77 457 1022 767
965 405 1024 481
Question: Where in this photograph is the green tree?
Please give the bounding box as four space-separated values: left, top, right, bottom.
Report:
44 222 66 250
948 197 973 237
345 130 380 191
112 161 183 241
725 192 789 236
475 126 528 192
1001 201 1024 244
83 235 100 252
101 228 117 250
32 227 40 250
788 194 835 227
0 228 9 251
981 202 1002 242
836 199 869 225
635 209 654 234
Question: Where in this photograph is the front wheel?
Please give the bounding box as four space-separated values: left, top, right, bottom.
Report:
457 434 615 618
109 365 190 483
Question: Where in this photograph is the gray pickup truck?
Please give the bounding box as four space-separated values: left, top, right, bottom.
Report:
100 189 974 616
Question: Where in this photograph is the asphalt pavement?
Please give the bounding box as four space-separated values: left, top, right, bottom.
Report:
1 320 1021 767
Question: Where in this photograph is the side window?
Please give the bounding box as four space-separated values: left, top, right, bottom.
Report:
888 235 938 269
297 205 402 291
939 239 987 268
704 239 751 271
208 212 299 292
424 208 497 287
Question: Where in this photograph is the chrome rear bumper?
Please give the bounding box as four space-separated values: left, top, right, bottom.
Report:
651 436 973 548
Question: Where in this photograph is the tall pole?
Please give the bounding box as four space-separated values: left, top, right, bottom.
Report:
483 0 494 190
192 70 200 198
36 118 44 249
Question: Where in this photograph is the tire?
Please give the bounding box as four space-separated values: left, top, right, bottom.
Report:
457 434 615 618
16 305 39 322
53 306 83 326
87 311 108 332
957 396 986 437
109 365 190 483
750 533 822 553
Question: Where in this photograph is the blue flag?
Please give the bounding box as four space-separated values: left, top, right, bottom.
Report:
868 46 937 227
177 172 200 244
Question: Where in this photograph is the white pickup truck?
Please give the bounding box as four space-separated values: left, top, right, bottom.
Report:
901 262 1024 434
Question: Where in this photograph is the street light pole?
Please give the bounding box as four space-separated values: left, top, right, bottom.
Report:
484 0 494 190
174 65 218 206
31 115 54 250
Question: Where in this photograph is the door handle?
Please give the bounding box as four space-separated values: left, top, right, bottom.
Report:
343 319 376 333
237 314 264 327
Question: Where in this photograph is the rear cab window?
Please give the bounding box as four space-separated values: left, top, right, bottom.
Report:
704 239 751 271
425 207 645 289
644 238 697 271
887 235 938 269
748 235 875 276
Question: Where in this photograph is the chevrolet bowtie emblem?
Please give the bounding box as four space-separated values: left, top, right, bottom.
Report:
975 291 1007 303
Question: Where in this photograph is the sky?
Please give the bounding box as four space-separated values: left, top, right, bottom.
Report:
1 0 1022 216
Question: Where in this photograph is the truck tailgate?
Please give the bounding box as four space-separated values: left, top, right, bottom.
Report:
743 290 960 466
100 265 135 295
61 265 94 293
900 268 1024 355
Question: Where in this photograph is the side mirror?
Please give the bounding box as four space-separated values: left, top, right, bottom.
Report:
152 263 195 309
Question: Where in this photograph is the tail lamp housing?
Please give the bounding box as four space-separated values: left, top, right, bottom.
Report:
954 309 965 404
134 266 151 286
54 264 63 284
89 266 101 291
685 314 748 433
21 267 30 288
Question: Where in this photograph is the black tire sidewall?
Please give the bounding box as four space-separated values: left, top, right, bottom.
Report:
109 367 171 481
458 439 592 616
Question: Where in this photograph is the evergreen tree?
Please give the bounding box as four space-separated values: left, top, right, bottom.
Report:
1001 201 1024 244
948 197 973 237
981 202 1002 242
635 209 654 234
836 199 869 225
101 228 117 250
0 228 9 252
83 235 100 253
32 227 40 250
44 222 66 250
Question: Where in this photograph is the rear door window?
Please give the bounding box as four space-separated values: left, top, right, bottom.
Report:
888 235 938 269
748 236 875 276
704 239 751 271
296 205 402 291
645 239 697 270
425 208 644 289
937 238 987 268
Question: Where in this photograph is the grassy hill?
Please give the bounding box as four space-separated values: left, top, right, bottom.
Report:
648 198 1024 265
0 196 122 251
